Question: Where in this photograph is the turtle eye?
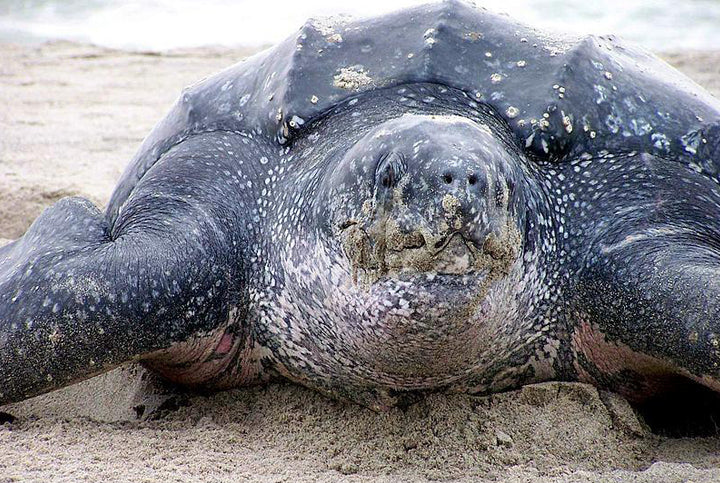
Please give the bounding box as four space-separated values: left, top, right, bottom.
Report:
375 152 406 189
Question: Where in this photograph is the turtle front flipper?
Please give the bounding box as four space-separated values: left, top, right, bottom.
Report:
0 132 268 405
565 151 720 400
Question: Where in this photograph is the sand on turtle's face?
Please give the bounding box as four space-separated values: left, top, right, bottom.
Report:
2 42 720 482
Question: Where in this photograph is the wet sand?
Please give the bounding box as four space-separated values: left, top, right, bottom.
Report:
1 42 720 482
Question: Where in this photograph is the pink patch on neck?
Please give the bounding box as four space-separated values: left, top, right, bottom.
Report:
216 333 235 354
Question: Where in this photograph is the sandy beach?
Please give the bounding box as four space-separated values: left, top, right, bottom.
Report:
2 42 720 482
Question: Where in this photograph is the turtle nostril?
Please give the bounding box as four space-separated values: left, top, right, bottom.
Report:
467 174 477 185
442 173 453 184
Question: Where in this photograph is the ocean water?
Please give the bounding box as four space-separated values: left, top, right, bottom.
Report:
0 0 719 51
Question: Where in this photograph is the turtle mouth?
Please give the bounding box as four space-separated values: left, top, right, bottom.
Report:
339 217 520 286
385 231 479 275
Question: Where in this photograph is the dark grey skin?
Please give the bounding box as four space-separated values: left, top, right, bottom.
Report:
2 0 720 411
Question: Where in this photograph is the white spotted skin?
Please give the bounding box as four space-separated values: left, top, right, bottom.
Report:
261 233 538 406
236 87 566 407
533 146 720 397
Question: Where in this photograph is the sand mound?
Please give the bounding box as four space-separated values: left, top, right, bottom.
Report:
4 367 720 482
1 367 649 481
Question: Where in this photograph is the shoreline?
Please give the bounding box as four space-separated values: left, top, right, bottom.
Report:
1 41 720 482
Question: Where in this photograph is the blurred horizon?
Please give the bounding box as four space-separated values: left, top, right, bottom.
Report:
1 0 719 51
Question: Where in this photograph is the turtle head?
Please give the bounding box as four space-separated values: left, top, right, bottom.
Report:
286 113 535 407
327 114 526 283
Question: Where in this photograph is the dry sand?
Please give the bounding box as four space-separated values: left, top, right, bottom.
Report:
1 42 720 482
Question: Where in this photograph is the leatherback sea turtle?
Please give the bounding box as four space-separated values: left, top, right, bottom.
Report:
2 0 720 411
